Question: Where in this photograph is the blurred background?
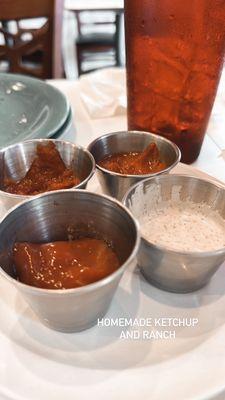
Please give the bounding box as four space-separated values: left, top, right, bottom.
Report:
0 0 125 80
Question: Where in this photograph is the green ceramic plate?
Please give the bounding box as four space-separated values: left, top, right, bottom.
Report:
0 73 70 147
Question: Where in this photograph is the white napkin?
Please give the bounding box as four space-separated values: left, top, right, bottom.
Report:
78 67 127 119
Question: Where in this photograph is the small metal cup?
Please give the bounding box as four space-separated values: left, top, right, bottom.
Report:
88 131 180 200
0 139 95 211
0 190 140 332
123 174 225 293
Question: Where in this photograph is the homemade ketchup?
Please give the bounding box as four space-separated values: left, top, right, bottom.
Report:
99 143 166 174
13 238 120 290
4 142 80 195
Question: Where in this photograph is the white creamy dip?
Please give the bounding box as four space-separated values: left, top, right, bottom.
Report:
141 201 225 252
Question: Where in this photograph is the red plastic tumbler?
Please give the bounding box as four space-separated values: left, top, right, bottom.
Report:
125 0 225 163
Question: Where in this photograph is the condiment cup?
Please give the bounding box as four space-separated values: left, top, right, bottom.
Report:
88 131 180 200
123 174 225 293
0 139 95 211
0 189 140 332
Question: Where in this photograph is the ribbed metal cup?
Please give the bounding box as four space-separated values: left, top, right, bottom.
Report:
88 131 180 200
0 139 95 210
0 189 140 332
123 174 225 293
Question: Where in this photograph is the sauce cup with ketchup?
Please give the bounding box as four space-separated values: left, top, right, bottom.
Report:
0 190 140 332
88 131 180 201
0 139 95 211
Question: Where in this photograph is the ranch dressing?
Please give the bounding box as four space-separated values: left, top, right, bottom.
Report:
141 201 225 252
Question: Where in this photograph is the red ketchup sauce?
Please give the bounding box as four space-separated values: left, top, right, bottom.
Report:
13 238 120 290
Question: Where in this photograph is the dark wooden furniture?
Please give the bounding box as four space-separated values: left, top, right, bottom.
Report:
0 0 64 79
75 10 121 76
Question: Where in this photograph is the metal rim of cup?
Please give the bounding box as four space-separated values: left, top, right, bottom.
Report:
123 173 225 257
0 138 96 199
87 130 181 178
0 188 141 295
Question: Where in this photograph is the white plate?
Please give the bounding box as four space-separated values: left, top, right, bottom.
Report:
0 163 224 400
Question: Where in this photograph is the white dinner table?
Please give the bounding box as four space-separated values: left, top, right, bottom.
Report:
0 69 225 400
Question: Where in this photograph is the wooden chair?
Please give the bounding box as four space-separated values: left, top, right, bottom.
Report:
0 0 64 79
75 11 121 76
